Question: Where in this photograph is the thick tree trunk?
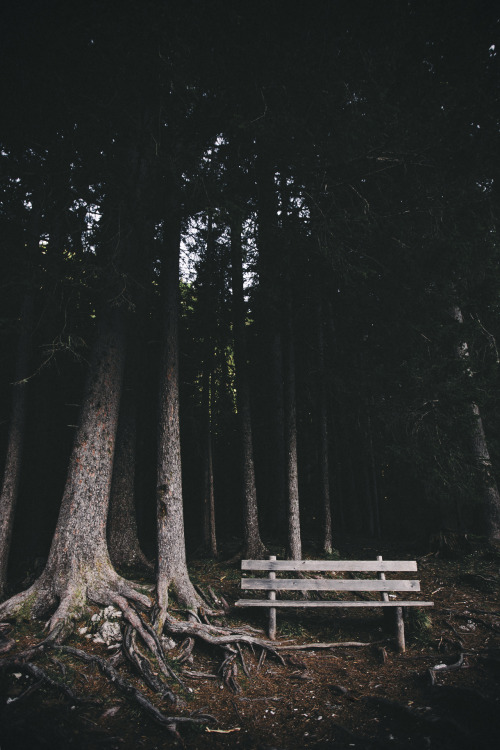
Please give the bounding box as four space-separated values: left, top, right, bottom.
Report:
451 305 500 541
155 207 201 634
0 307 150 637
108 379 152 572
230 210 267 559
0 294 34 598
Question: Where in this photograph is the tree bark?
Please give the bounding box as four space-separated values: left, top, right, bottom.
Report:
256 147 286 537
284 280 302 560
230 209 267 559
107 377 152 572
317 300 333 555
201 368 217 558
451 305 500 541
366 412 382 538
200 210 218 558
469 402 500 540
0 294 34 598
155 205 202 634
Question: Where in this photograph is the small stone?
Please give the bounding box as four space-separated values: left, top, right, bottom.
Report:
101 706 121 719
103 606 122 620
98 620 122 646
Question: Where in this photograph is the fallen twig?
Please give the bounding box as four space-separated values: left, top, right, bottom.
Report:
274 640 387 650
239 695 284 702
431 652 465 673
181 670 218 679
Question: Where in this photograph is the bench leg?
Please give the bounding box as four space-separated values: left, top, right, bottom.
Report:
268 555 277 640
269 607 276 640
395 607 405 652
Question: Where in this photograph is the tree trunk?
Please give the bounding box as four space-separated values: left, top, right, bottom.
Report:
284 281 302 560
201 368 218 558
0 307 150 637
271 331 287 535
317 300 333 555
451 305 500 541
200 210 218 558
230 210 267 559
256 145 286 537
366 413 382 538
0 294 34 598
469 402 500 540
108 376 152 572
155 206 202 634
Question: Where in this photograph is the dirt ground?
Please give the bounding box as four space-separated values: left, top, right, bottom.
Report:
1 540 499 749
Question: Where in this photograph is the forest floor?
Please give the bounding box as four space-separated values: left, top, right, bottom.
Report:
1 539 499 749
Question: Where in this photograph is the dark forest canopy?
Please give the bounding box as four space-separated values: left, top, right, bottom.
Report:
0 0 500 624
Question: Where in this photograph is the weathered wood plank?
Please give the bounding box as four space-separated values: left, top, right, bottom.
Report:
241 578 421 592
234 599 434 608
268 554 277 641
377 555 389 603
241 560 418 572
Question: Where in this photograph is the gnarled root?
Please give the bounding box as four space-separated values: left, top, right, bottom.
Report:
0 657 81 704
46 645 217 735
0 581 57 624
163 614 287 676
154 571 206 636
0 563 152 646
220 651 242 693
123 624 177 704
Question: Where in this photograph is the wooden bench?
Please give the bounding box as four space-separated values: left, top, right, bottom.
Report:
234 555 433 652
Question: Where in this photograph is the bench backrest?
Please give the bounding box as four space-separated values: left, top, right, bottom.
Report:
241 558 420 594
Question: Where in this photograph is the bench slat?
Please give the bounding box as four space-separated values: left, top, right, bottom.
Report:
241 560 418 572
234 599 434 608
241 578 420 592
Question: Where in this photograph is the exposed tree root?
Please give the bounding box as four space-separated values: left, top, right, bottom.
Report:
0 657 81 705
274 640 389 650
220 651 242 693
2 571 396 741
162 615 295 676
46 645 217 735
122 624 177 704
0 565 152 646
176 637 195 664
154 566 207 637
